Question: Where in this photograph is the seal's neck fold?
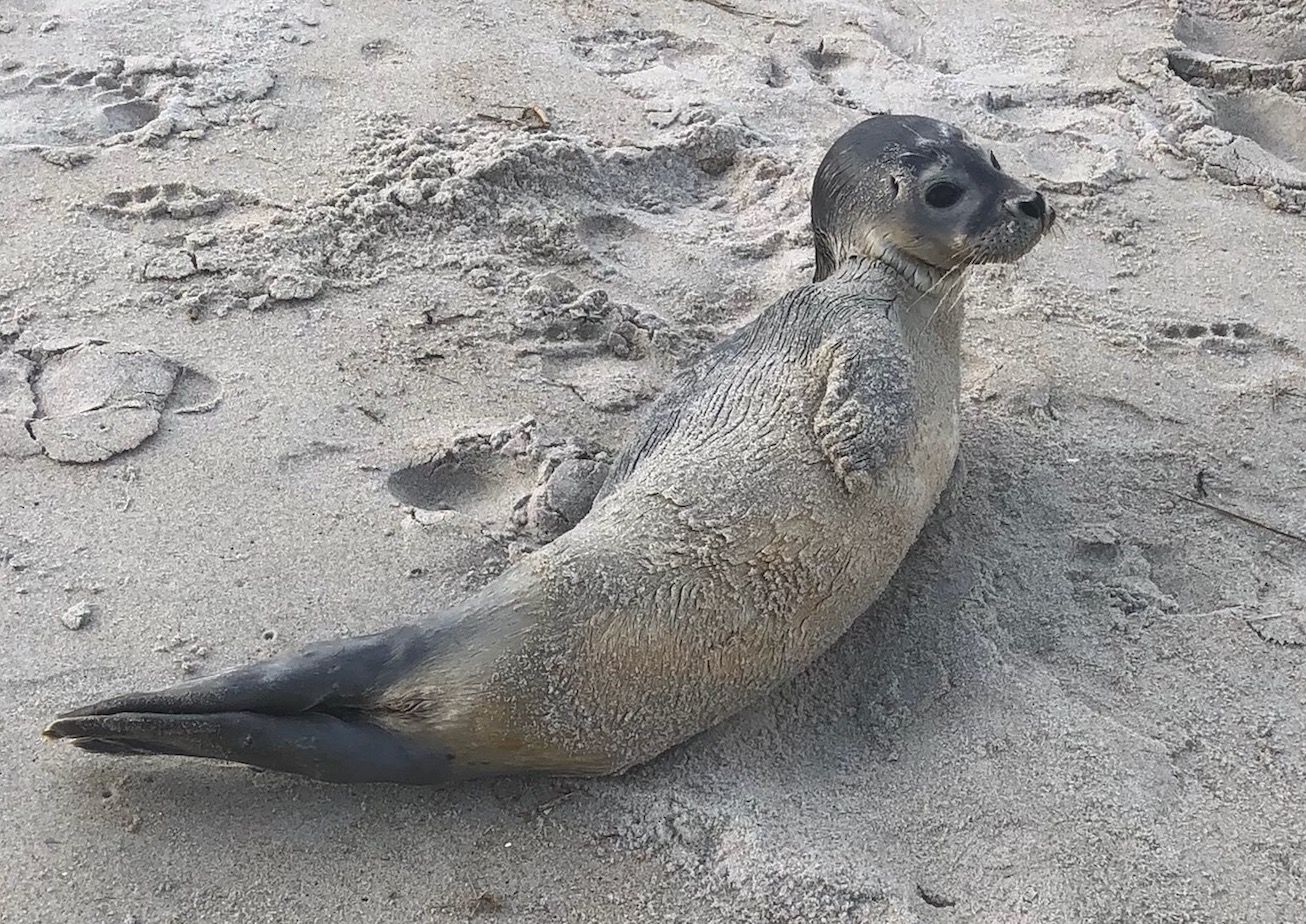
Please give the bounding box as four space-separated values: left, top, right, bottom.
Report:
822 243 959 299
864 239 947 294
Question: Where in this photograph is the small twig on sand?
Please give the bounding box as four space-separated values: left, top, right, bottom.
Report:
532 789 578 817
687 0 806 27
477 103 551 131
1270 384 1304 413
1163 489 1306 545
518 104 551 130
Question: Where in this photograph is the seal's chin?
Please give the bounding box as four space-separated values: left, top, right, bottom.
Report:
965 235 1042 267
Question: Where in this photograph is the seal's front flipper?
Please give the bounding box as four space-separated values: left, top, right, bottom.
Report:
811 336 914 487
44 711 454 784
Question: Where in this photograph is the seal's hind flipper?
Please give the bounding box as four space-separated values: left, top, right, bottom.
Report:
43 624 457 783
51 625 431 721
44 711 454 784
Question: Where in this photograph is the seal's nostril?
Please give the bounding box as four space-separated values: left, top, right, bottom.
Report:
1016 192 1046 221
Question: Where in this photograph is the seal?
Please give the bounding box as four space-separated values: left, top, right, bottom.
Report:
44 115 1054 783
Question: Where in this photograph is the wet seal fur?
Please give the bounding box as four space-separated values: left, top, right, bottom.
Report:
45 115 1055 784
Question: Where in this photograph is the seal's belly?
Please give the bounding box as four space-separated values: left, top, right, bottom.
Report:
492 367 960 770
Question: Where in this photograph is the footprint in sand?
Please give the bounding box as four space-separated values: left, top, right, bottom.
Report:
802 41 852 85
0 340 221 463
386 418 611 545
512 272 668 361
1142 1 1306 210
508 272 692 414
0 55 272 164
90 182 255 221
0 63 160 150
1174 0 1306 64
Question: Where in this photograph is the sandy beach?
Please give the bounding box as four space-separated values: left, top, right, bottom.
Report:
3 0 1305 920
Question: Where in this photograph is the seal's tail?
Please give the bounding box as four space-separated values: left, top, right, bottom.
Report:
43 626 455 784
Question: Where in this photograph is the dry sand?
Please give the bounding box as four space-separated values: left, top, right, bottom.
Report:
2 0 1305 921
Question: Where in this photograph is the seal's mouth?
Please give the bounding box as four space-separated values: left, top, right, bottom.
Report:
964 214 1053 267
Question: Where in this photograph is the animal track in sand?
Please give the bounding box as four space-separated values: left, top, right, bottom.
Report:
1202 85 1306 171
1066 525 1179 618
0 340 220 463
569 29 694 76
762 57 792 88
386 418 611 548
512 273 671 361
1157 319 1259 340
798 39 862 109
507 273 691 414
1165 41 1306 185
802 41 852 81
387 434 533 524
1151 318 1294 355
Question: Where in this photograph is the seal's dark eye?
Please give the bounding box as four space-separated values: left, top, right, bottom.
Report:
990 151 1002 170
924 182 963 208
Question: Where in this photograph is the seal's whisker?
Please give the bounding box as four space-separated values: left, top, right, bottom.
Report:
918 252 979 333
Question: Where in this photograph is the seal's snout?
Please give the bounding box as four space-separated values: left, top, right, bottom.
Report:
1008 192 1046 223
1005 191 1055 232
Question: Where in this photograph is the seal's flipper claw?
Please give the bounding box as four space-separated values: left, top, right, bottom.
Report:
51 625 431 720
44 711 455 784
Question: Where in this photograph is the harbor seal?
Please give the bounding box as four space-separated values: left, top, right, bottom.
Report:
44 115 1054 783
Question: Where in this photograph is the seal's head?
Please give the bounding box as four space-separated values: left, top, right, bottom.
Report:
811 114 1055 288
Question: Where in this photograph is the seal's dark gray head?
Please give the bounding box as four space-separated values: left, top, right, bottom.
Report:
811 114 1055 287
